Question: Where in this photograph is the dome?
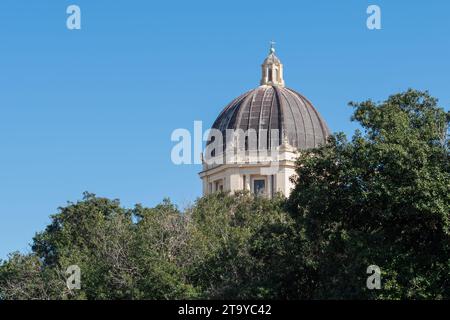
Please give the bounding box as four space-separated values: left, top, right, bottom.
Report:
200 44 331 199
209 85 330 151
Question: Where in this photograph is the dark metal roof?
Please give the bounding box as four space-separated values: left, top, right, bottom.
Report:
209 85 330 151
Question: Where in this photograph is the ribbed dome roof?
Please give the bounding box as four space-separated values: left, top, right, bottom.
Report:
207 46 330 154
209 86 330 151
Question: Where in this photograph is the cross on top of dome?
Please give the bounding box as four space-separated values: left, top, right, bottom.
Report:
269 40 276 53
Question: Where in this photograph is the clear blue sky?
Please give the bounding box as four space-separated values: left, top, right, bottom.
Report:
0 0 449 259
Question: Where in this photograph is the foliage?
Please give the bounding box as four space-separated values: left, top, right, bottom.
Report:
287 89 450 299
0 89 448 300
187 191 292 299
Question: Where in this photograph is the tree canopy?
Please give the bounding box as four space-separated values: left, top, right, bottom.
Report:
1 89 448 300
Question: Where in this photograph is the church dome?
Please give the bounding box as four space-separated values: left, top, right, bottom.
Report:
210 86 330 151
208 45 330 152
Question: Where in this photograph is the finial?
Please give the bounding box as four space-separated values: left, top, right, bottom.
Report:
269 40 276 54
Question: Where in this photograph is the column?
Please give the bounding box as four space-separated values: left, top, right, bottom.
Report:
267 175 272 198
245 174 251 191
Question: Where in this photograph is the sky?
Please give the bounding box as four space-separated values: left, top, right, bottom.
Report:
0 0 449 259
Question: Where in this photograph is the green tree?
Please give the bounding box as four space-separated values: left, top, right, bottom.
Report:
287 89 449 299
1 89 448 300
187 191 291 299
0 253 65 300
1 193 196 299
132 199 198 299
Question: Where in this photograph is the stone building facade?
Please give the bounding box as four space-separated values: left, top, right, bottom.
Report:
199 45 330 198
